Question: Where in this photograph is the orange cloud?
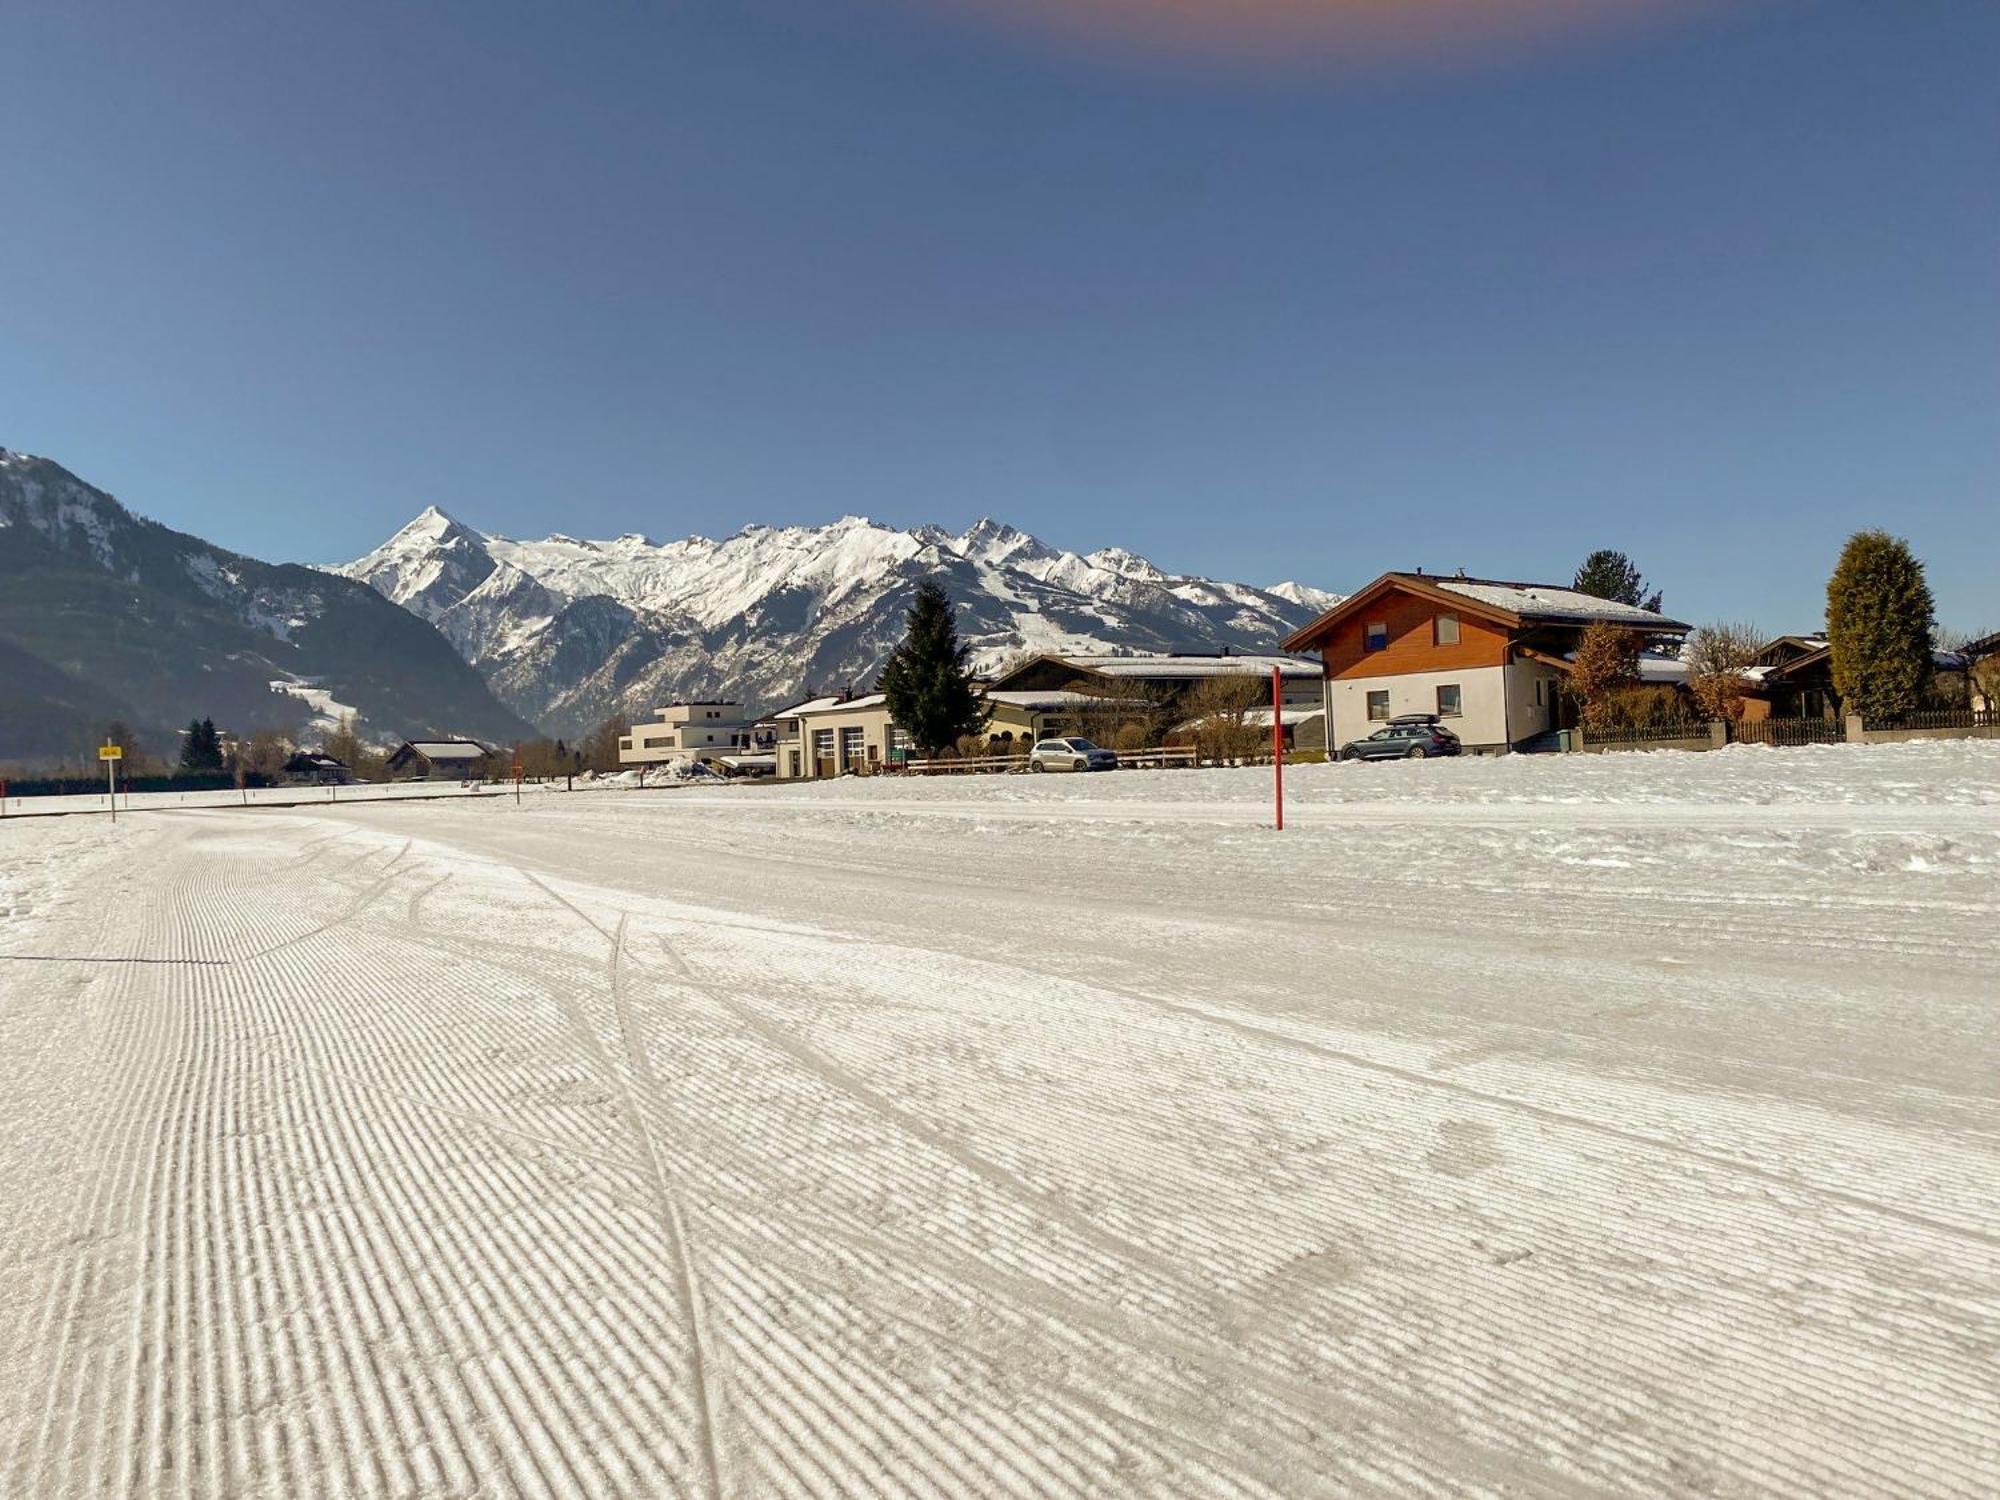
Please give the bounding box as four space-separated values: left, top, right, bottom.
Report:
905 0 1723 68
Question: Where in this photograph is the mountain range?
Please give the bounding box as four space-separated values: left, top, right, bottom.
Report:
0 444 1340 762
0 450 534 762
337 510 1341 736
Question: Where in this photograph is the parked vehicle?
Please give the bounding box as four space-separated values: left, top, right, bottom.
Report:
1338 715 1462 761
1029 736 1119 772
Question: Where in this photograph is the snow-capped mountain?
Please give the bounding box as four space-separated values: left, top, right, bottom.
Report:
0 448 534 759
339 511 1342 735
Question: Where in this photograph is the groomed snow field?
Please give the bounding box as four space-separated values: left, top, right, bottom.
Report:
3 741 1996 1498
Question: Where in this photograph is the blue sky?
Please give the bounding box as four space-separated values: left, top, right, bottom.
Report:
2 1 1995 630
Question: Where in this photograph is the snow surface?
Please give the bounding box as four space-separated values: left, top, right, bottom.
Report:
2 741 1995 1497
268 675 358 733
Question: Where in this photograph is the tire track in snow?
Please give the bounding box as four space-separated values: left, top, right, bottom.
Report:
521 873 728 1500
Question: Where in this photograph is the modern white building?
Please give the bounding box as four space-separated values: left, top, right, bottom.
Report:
618 702 761 766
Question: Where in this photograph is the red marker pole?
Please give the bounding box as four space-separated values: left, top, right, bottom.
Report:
1272 666 1284 832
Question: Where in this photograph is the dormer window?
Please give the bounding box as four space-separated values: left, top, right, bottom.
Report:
1364 621 1388 651
1435 613 1460 646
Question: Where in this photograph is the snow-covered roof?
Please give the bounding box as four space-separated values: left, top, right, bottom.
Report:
787 693 888 717
1245 705 1324 727
403 740 491 760
1175 705 1324 731
1054 653 1320 680
767 695 845 719
981 689 1126 709
1554 653 1689 684
1432 578 1686 629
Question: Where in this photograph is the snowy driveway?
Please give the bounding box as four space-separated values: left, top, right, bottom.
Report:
2 743 1997 1498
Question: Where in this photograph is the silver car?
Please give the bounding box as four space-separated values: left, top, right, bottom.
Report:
1029 736 1119 772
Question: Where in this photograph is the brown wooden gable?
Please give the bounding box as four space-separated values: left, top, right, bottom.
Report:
1281 572 1522 654
1283 575 1522 681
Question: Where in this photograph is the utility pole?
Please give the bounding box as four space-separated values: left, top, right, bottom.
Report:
1271 667 1284 832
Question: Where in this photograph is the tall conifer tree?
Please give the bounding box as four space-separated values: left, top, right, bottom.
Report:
879 581 987 756
1826 531 1935 721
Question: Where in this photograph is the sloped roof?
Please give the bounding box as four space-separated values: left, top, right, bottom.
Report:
1283 571 1689 652
766 695 845 719
1002 652 1319 685
789 693 888 717
402 740 492 759
1174 705 1323 732
1429 578 1686 629
981 689 1134 709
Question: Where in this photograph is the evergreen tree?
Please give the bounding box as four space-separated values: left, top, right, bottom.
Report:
879 580 988 756
178 716 225 773
1573 550 1664 613
1826 530 1935 721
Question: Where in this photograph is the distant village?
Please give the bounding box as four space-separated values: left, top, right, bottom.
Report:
197 534 2000 793
20 536 1992 797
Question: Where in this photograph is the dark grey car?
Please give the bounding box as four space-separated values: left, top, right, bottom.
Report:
1338 715 1462 761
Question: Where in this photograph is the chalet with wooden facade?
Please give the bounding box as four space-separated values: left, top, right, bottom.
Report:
1281 572 1689 753
1738 636 1838 722
1739 634 1978 723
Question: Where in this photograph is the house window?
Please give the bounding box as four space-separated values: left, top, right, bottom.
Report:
1437 684 1462 717
1364 621 1388 652
1366 690 1391 721
1435 613 1459 646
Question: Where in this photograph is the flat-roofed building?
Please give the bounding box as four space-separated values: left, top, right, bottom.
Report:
618 701 758 766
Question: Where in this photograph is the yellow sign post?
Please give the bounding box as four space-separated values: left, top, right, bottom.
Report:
99 744 122 821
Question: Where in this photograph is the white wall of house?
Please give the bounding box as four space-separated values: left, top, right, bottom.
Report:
772 705 901 778
1329 664 1509 749
1504 663 1564 744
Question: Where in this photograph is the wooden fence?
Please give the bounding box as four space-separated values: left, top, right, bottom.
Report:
1731 717 1844 747
902 748 1198 775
